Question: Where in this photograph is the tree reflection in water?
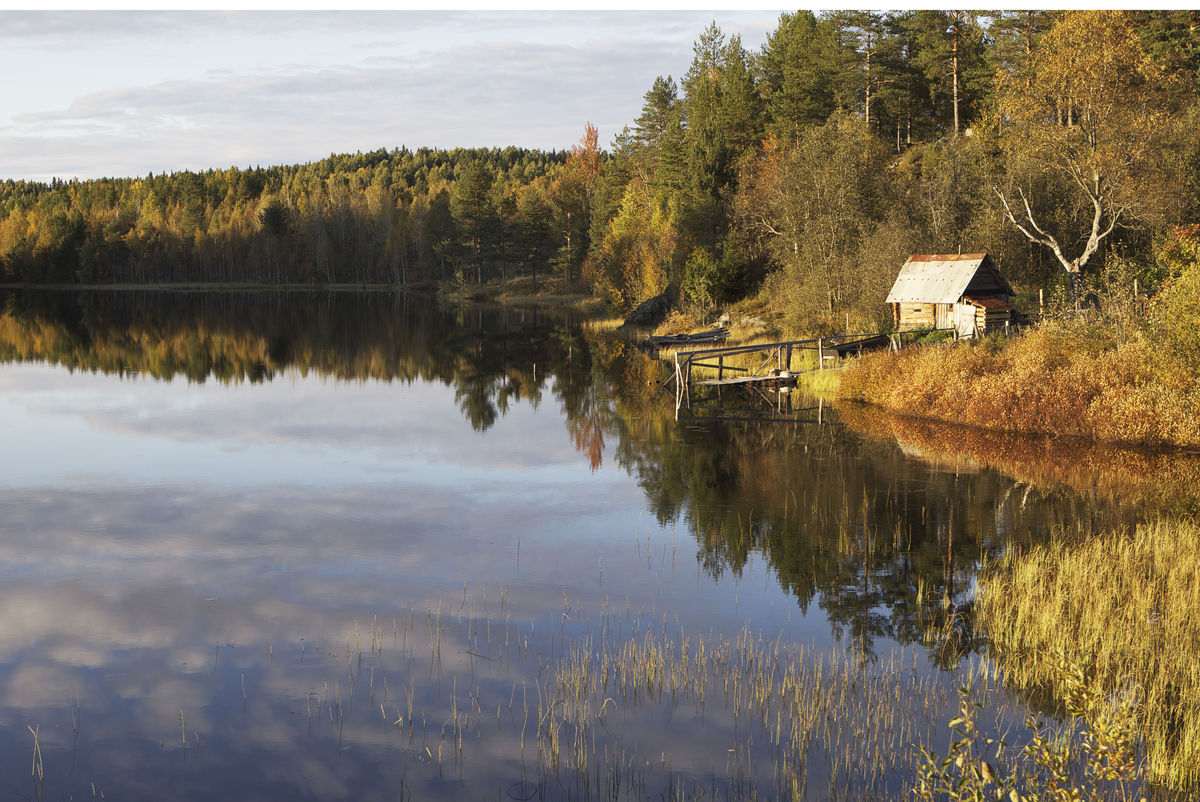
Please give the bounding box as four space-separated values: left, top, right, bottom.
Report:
0 288 1171 659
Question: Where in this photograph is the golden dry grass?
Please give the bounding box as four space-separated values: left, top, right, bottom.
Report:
837 322 1200 449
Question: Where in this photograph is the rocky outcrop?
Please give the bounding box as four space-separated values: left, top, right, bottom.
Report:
620 293 672 328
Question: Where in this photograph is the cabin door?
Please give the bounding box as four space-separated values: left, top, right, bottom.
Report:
953 303 977 338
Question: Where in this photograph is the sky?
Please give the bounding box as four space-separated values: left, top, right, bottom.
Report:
0 10 782 182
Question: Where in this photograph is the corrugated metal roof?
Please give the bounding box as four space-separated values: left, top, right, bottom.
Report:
886 253 991 304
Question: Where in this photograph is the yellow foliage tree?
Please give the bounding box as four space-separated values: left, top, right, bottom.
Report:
588 179 677 311
993 11 1192 280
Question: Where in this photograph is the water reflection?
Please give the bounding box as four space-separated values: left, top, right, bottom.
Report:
839 402 1200 516
0 289 1181 799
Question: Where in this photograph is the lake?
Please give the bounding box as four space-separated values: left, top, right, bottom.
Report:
0 289 1184 800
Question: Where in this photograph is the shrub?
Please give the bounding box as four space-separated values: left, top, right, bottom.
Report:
682 247 719 311
913 657 1143 802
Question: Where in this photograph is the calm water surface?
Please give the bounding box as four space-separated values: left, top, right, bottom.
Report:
0 290 1181 800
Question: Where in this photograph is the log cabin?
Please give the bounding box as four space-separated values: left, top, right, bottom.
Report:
886 253 1015 337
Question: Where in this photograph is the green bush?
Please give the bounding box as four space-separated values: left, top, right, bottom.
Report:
682 247 720 310
1149 241 1200 373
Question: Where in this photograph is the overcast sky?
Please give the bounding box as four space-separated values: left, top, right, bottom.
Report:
0 10 783 182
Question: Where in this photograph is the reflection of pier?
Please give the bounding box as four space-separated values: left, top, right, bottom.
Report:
675 386 836 425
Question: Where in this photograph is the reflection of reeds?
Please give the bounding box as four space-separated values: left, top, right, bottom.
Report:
28 724 43 781
977 519 1200 790
839 403 1200 515
540 627 971 799
248 578 1159 800
291 583 1017 800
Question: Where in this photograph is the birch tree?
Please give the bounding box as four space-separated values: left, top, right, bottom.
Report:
993 11 1188 283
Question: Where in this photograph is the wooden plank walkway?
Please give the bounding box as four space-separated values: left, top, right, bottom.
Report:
696 373 797 387
664 328 959 415
646 327 728 347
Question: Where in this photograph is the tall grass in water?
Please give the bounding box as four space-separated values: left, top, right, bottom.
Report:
539 627 984 800
795 366 842 400
977 519 1200 790
837 321 1200 449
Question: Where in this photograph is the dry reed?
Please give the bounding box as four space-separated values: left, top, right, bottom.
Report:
838 322 1200 449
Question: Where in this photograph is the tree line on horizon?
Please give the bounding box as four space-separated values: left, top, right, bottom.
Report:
2 10 1198 330
0 146 579 288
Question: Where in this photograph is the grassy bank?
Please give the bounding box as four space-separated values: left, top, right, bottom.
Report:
438 274 599 309
977 518 1200 790
837 320 1200 449
837 247 1200 449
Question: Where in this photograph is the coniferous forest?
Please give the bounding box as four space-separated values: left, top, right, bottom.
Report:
3 10 1199 331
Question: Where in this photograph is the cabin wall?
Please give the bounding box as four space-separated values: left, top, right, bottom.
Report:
896 302 961 330
978 306 1011 331
935 303 954 329
897 300 1011 333
896 302 937 330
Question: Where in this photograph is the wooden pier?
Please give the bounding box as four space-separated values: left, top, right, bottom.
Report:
664 329 949 414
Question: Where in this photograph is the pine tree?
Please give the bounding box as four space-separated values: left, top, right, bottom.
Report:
1136 10 1200 81
452 161 497 285
988 11 1057 89
758 12 838 144
902 11 990 138
515 183 555 289
831 11 892 133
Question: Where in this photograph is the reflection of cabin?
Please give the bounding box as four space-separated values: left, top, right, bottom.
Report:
886 253 1015 337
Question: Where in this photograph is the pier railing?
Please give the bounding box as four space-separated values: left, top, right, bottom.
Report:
664 329 967 413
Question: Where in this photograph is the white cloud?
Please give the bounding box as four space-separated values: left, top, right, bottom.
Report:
0 10 778 180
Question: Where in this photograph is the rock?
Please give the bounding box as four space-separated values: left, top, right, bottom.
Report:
621 293 672 328
737 316 768 329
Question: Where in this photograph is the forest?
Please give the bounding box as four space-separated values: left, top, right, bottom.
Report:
2 10 1199 331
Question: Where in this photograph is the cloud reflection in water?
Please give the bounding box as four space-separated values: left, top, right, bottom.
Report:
0 362 815 800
